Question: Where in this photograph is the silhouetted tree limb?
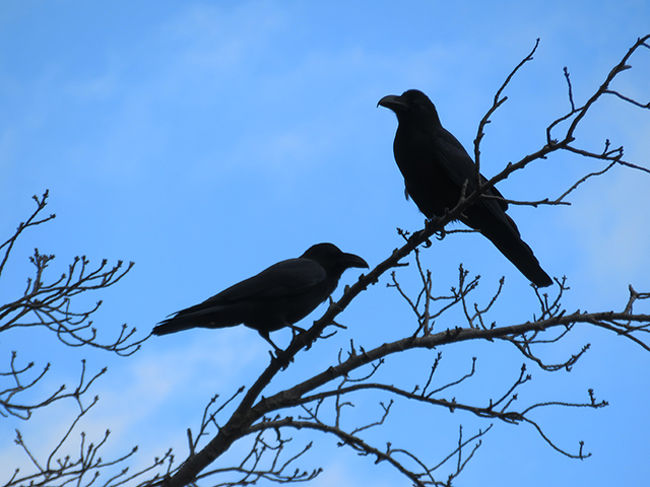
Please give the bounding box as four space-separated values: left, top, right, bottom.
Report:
0 191 145 357
5 34 649 487
1 192 146 419
0 355 105 420
151 34 650 487
2 192 166 487
3 361 172 487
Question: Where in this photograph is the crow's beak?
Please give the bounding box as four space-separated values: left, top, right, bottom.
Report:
342 252 369 269
377 94 408 111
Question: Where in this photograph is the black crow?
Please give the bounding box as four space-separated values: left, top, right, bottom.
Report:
153 243 369 350
378 89 552 287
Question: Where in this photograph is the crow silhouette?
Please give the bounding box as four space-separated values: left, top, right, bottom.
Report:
153 243 369 350
379 89 552 287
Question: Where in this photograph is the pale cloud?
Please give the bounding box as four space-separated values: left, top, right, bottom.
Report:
309 459 398 487
66 71 119 100
160 1 286 74
264 131 313 166
86 327 264 438
0 328 265 484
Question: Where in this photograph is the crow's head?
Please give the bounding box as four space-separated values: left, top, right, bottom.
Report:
302 243 368 275
378 89 441 126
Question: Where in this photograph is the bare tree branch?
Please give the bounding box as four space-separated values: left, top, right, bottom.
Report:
1 191 145 356
6 33 650 487
4 392 172 487
150 34 650 487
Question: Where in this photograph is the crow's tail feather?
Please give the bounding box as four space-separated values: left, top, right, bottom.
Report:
152 306 240 336
152 318 197 336
480 215 553 287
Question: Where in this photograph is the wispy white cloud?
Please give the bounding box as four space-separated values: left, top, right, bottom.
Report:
0 327 265 483
161 2 286 73
66 71 119 100
87 328 264 439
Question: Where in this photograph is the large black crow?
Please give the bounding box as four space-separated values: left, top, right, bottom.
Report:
153 243 368 350
378 89 552 287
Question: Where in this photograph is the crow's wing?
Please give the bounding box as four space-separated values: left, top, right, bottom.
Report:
433 128 551 286
433 128 509 213
198 257 327 307
154 258 329 335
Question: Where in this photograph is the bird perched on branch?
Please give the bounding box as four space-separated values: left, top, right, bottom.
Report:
378 89 552 287
153 243 369 350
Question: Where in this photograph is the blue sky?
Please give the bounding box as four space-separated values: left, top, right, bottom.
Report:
1 1 649 486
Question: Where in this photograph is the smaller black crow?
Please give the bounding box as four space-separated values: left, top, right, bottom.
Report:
153 243 368 350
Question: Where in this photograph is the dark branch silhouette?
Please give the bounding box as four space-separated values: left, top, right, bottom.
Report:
147 34 650 487
4 34 650 487
0 191 144 356
2 192 166 487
